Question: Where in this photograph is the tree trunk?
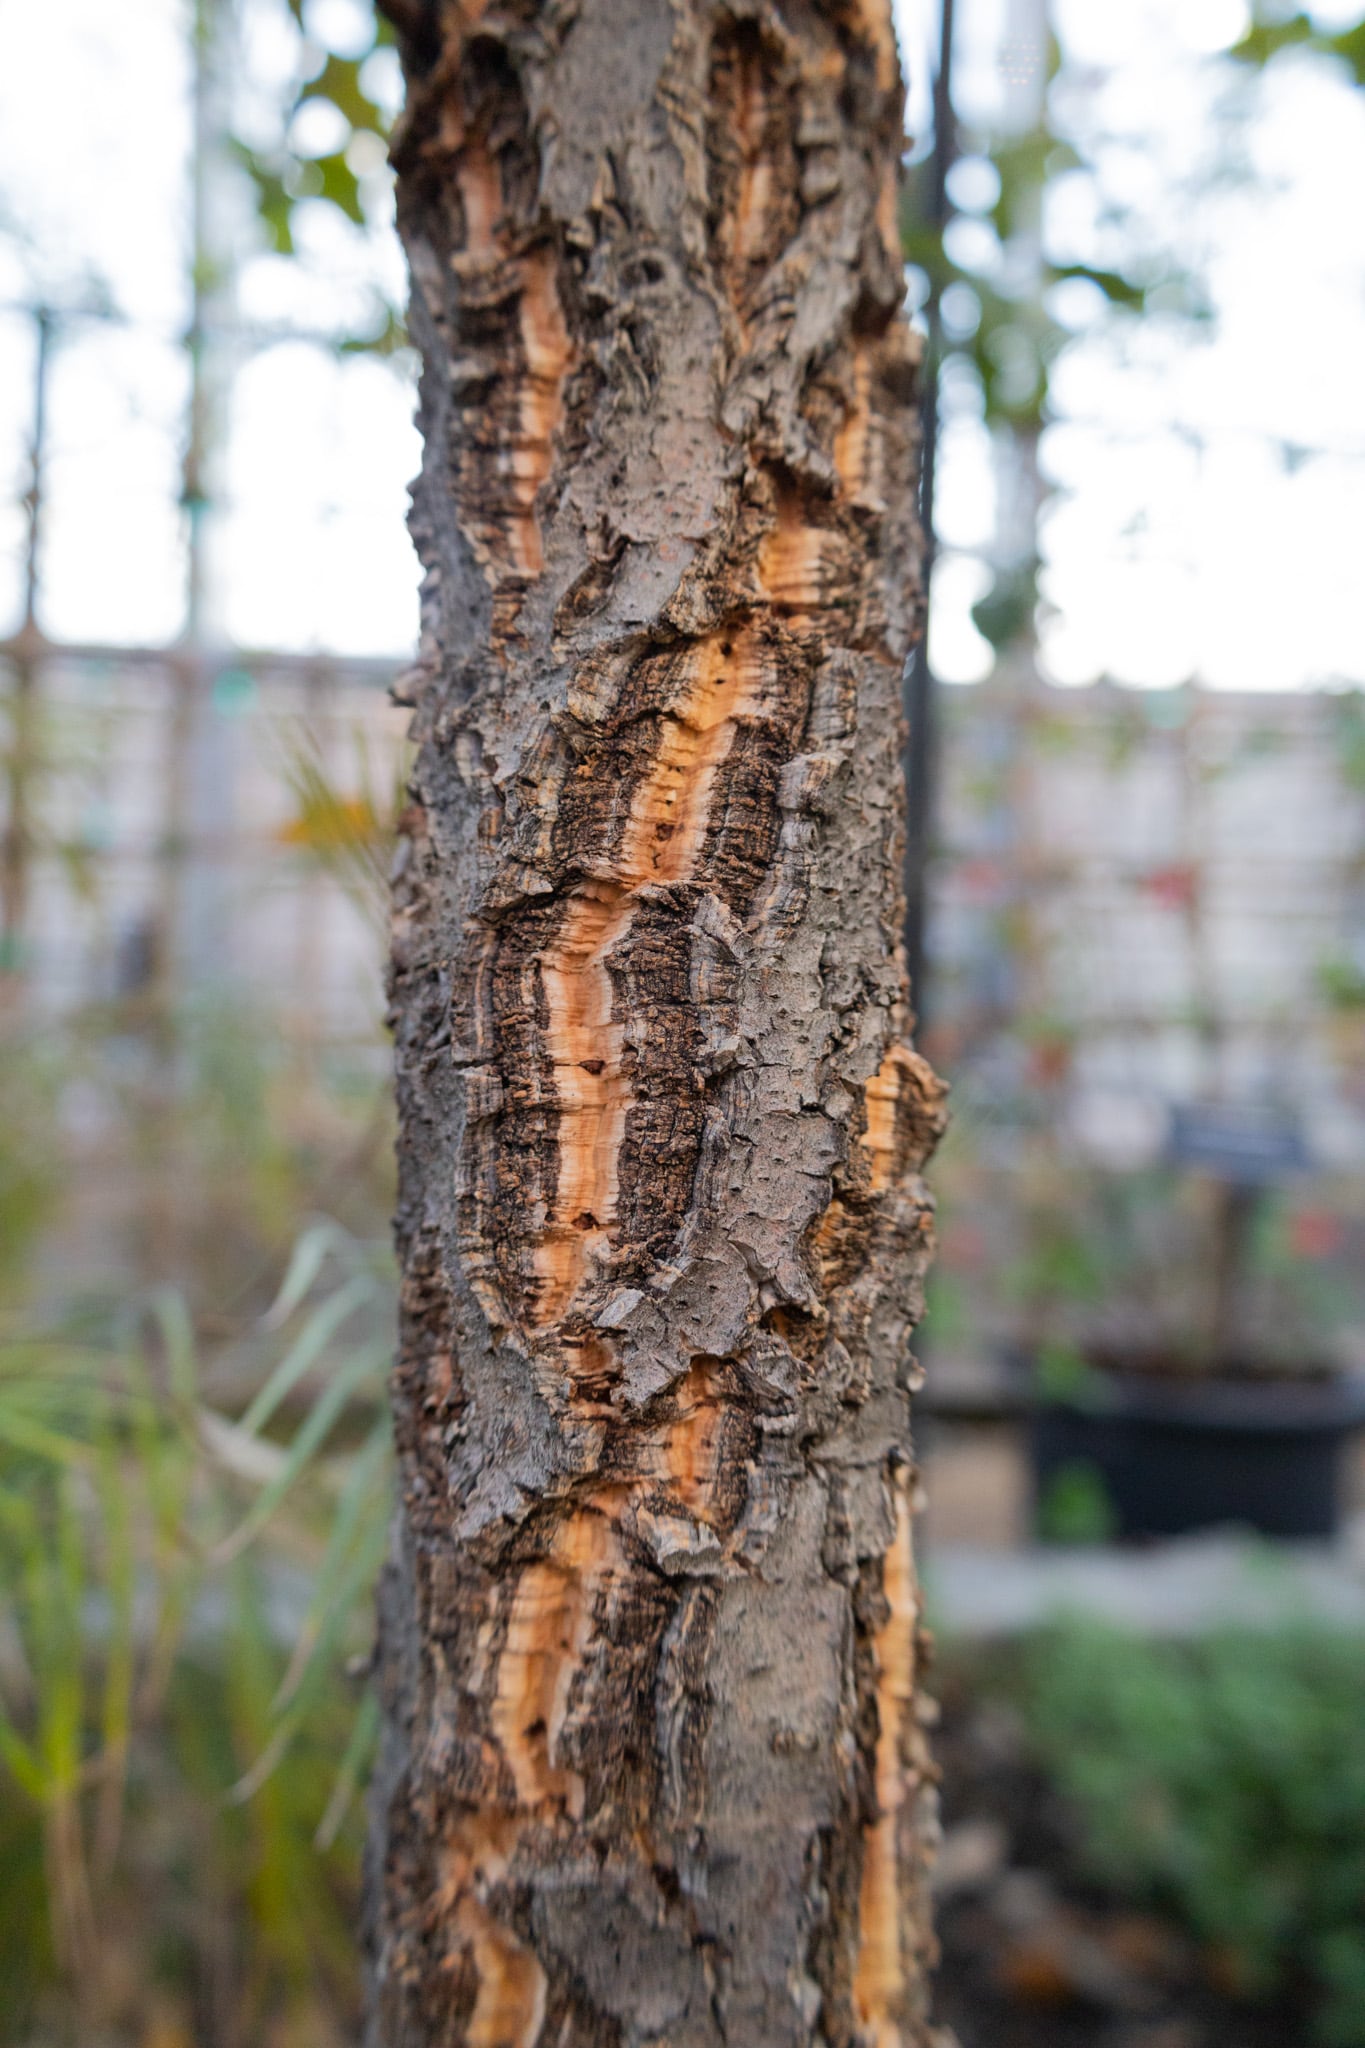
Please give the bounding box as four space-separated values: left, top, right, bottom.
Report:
368 3 947 2043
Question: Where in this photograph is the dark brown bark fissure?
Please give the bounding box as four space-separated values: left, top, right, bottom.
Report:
369 2 946 2043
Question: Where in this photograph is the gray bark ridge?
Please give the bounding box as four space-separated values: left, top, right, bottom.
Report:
370 2 947 2043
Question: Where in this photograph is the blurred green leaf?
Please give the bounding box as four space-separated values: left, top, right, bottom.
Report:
300 51 385 133
1232 13 1365 86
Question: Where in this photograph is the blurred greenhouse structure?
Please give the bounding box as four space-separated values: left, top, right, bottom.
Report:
1 0 1365 2042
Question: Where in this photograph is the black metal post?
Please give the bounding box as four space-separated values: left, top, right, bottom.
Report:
905 0 956 1032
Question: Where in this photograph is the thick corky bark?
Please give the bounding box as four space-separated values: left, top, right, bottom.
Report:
368 2 947 2042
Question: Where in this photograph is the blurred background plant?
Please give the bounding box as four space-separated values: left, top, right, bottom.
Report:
0 1224 393 2046
1020 1620 1365 2043
932 1617 1365 2046
0 674 402 2037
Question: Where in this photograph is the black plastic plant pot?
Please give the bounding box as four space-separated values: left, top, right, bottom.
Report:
1030 1367 1365 1542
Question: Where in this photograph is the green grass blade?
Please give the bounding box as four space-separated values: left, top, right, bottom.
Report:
237 1274 376 1440
214 1338 388 1562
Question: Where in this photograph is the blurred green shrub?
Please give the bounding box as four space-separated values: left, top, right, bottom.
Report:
0 1223 394 2046
0 994 396 1328
1020 1620 1365 2045
1318 955 1365 1014
1033 1459 1116 1545
0 1038 61 1296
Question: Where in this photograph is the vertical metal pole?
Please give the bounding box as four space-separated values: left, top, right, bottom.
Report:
143 0 220 1278
157 0 214 1012
184 0 214 644
1 306 53 990
22 310 50 636
904 0 956 1033
994 0 1048 1060
164 0 232 1012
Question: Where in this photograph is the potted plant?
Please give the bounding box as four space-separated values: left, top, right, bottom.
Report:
1023 1110 1365 1541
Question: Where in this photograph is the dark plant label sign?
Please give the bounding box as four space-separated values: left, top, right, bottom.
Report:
1168 1101 1308 1183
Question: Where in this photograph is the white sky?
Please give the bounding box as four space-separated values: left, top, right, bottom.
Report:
0 0 1362 690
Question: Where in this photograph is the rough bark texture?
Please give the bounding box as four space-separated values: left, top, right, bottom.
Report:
368 2 947 2042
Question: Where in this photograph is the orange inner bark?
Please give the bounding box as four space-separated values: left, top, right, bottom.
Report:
452 148 573 581
855 0 901 96
834 343 885 511
876 160 902 268
532 632 768 1331
440 1815 546 2048
733 48 775 274
535 884 634 1327
852 1471 918 2047
758 489 836 613
456 140 501 262
863 1042 914 1195
490 1506 623 1817
510 246 572 576
456 1893 548 2048
659 1363 726 1517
